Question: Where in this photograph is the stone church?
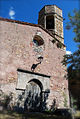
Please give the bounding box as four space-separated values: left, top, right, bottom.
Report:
0 5 69 111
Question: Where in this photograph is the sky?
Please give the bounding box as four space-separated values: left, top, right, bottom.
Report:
0 0 79 55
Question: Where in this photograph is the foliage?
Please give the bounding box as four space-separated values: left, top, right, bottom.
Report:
3 93 13 109
63 92 68 107
0 91 13 110
63 9 80 80
66 10 80 44
70 95 77 110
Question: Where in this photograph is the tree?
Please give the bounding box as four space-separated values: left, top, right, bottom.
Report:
62 9 80 112
63 9 80 80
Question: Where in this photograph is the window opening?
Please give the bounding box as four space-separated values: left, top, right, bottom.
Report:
33 35 44 46
46 16 55 29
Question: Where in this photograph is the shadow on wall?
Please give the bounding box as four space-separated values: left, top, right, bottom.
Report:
13 89 58 113
0 80 58 113
14 89 53 112
0 89 72 118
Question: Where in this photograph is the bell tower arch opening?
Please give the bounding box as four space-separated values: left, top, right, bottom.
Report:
46 16 55 30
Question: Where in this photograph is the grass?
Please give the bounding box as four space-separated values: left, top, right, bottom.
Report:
74 110 80 119
0 110 72 119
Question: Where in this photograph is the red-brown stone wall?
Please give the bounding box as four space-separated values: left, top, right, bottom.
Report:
0 20 69 108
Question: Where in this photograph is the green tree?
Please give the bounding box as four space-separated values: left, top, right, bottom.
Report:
63 9 80 80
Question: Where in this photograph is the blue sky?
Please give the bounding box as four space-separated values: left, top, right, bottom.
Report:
0 0 79 54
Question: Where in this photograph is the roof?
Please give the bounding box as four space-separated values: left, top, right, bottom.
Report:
0 17 65 47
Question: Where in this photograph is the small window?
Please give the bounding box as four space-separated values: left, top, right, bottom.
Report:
46 16 55 29
33 35 44 46
33 39 39 46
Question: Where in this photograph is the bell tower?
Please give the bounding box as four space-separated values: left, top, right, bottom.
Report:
38 5 64 43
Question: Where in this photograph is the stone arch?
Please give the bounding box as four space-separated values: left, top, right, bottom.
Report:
28 78 43 91
16 69 50 111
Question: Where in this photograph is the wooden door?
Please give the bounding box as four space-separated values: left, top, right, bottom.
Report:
24 81 41 111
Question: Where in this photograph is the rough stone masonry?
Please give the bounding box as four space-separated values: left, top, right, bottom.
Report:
0 5 70 110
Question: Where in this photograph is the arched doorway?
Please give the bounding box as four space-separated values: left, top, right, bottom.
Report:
24 79 43 111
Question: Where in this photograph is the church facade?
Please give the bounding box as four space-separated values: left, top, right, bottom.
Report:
0 5 69 110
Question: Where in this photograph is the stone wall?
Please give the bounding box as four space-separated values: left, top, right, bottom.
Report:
0 19 69 109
